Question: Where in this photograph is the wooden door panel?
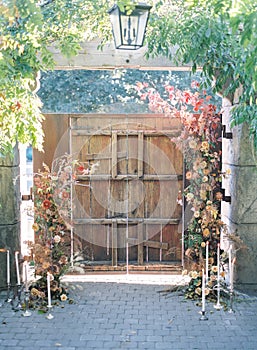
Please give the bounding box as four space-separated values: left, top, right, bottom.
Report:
71 114 183 265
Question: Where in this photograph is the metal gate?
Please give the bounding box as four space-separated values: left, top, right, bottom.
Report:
69 114 183 267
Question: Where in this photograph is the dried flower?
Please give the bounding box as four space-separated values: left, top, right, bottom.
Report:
191 271 199 279
203 228 210 238
32 223 39 231
195 287 202 295
201 141 209 151
42 199 51 209
60 294 68 301
186 171 192 180
202 176 208 183
186 193 194 201
54 235 61 244
194 211 200 218
211 266 218 273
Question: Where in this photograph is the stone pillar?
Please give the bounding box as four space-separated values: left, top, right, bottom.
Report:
0 146 21 286
222 96 257 292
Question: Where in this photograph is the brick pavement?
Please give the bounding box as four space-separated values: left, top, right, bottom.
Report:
0 277 257 350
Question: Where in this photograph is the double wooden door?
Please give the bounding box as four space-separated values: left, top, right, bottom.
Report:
70 114 183 265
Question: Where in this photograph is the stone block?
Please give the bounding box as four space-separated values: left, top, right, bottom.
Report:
0 165 20 224
229 165 257 224
222 104 257 167
234 223 257 290
0 223 21 286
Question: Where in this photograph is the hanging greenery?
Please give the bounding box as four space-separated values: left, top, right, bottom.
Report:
1 0 256 154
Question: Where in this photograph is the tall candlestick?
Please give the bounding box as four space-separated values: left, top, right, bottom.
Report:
206 241 209 283
214 243 223 309
7 250 10 285
202 268 205 312
200 268 208 320
229 245 232 289
46 272 54 319
15 251 21 285
24 262 29 292
217 243 220 281
47 272 52 307
231 257 236 292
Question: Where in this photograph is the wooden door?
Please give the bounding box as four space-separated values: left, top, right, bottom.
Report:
70 114 183 265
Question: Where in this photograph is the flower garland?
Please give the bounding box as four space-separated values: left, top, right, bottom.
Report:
24 154 93 309
135 81 229 300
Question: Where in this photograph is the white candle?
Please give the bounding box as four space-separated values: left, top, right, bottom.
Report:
229 245 232 289
15 251 21 285
202 268 205 313
217 243 220 282
231 257 235 292
47 272 52 307
206 242 209 282
7 250 10 285
24 262 29 292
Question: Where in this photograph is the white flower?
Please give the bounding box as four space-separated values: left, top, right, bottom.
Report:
186 193 194 201
54 235 61 244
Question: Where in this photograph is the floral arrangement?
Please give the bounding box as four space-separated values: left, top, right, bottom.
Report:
25 154 96 309
135 81 230 300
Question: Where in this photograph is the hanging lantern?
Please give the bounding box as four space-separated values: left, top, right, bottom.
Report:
108 3 152 50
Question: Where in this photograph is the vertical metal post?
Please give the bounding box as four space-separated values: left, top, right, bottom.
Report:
181 157 185 269
126 118 129 275
69 117 74 267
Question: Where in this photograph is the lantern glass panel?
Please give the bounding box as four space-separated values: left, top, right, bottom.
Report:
108 4 152 50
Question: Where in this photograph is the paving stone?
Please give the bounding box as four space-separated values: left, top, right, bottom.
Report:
0 280 257 350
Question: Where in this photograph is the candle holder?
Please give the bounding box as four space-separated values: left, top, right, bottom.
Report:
12 284 22 311
22 290 32 317
46 305 54 319
213 283 223 310
5 283 13 303
228 289 235 313
199 310 208 321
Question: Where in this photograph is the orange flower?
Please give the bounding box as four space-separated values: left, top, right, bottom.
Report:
220 271 226 278
42 199 51 209
186 171 192 180
32 223 39 231
203 228 210 238
201 141 209 151
62 191 70 200
42 261 51 270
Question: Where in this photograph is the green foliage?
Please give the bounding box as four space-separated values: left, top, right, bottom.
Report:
144 0 257 148
1 0 257 154
0 0 112 155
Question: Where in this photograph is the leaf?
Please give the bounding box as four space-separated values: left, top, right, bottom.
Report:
205 27 211 38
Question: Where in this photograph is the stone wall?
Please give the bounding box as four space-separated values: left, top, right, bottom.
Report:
0 147 21 286
222 97 257 292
